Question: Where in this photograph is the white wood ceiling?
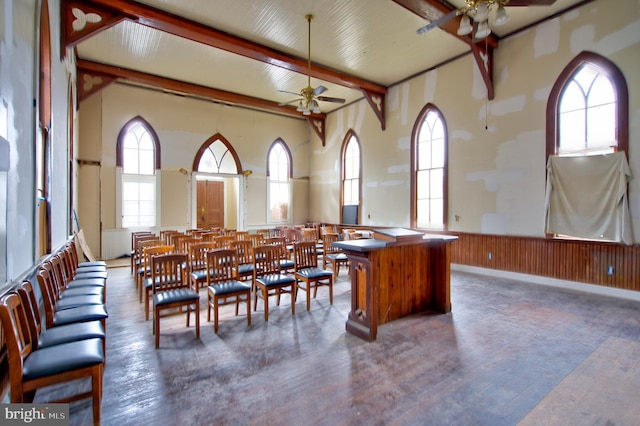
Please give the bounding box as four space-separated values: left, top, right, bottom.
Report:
75 0 586 115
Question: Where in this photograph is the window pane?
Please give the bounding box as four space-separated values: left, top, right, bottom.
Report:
416 199 429 228
139 150 154 175
430 168 443 199
587 103 616 150
418 141 431 170
350 179 359 204
417 170 429 199
430 199 444 228
559 110 586 154
559 81 585 113
588 74 615 107
431 138 445 168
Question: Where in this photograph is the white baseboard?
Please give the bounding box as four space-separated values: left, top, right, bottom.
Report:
452 264 640 302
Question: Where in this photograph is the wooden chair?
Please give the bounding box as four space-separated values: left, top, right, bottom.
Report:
253 245 296 321
36 266 108 331
206 249 252 333
293 241 334 311
142 245 175 318
247 233 265 248
135 238 162 288
0 293 104 424
189 242 218 290
231 240 254 282
131 233 158 274
214 235 234 249
151 253 200 348
68 240 107 271
322 233 349 281
48 255 105 306
234 230 249 241
265 236 294 273
178 236 201 256
17 280 105 354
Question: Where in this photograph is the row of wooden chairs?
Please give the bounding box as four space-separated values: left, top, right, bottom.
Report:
0 240 109 424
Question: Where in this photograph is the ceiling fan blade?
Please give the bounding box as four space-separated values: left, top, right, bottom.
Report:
416 10 457 35
314 85 328 96
316 96 345 104
278 89 302 96
278 98 302 106
508 0 557 5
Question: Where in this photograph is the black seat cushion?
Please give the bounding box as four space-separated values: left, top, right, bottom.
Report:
55 294 104 310
67 277 106 287
23 338 103 381
78 260 107 268
236 264 254 275
190 269 211 282
60 286 104 298
326 253 348 261
279 259 294 269
296 267 333 280
73 270 108 280
53 304 108 327
153 288 199 307
209 280 251 296
39 321 105 349
256 273 296 287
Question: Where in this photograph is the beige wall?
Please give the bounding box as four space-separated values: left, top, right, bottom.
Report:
78 83 310 257
76 0 640 259
310 0 640 242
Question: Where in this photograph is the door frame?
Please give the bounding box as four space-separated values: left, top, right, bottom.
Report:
191 172 244 231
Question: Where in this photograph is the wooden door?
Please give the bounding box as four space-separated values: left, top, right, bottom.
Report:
197 180 224 229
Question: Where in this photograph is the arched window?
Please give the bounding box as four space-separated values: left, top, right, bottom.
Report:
192 133 241 174
267 139 292 223
547 51 628 158
116 117 160 228
340 131 361 225
411 104 447 230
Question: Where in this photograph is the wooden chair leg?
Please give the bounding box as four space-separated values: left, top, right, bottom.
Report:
263 287 269 321
195 303 200 339
214 297 219 333
154 307 160 348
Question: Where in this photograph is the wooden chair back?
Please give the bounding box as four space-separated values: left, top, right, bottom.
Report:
206 249 239 285
265 236 289 260
16 281 44 347
235 231 249 241
253 245 281 277
293 241 319 270
323 233 341 255
300 228 317 243
151 253 189 294
189 242 217 272
214 235 234 249
247 233 265 247
231 240 253 265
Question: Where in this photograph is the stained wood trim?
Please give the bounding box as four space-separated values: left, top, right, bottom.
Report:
77 69 116 103
76 59 323 120
470 40 494 100
192 133 242 175
450 232 640 291
115 116 161 170
266 139 293 179
305 116 326 146
61 0 124 51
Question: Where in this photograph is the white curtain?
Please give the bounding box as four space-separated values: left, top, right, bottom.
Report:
545 152 633 245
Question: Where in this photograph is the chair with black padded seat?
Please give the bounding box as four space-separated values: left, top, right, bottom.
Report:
69 238 107 269
36 267 108 332
50 254 105 303
0 292 104 425
142 245 175 318
265 236 295 273
253 245 296 322
322 233 350 281
39 261 104 310
206 248 251 333
130 231 155 274
189 241 218 291
231 240 254 282
64 244 108 280
293 241 334 311
135 238 163 289
17 281 106 355
214 235 235 249
151 252 200 348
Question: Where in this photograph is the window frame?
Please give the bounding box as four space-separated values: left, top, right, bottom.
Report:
116 116 161 229
340 130 362 225
546 51 628 159
192 133 242 174
410 103 448 231
266 138 293 225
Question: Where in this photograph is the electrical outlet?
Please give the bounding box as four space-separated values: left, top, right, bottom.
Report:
607 266 615 275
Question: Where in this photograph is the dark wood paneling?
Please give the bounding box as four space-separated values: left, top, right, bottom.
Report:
451 233 640 291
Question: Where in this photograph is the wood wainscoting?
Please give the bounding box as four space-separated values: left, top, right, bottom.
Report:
450 233 639 292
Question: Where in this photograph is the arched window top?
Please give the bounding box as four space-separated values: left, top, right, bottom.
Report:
342 131 361 181
267 139 292 179
116 116 161 172
193 133 242 174
411 103 448 230
547 51 628 158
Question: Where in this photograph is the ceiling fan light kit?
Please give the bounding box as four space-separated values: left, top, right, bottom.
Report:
279 14 346 115
458 0 511 39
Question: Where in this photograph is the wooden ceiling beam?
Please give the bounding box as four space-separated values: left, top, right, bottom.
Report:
391 0 498 99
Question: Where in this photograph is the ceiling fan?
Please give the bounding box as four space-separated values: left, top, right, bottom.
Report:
416 0 557 39
279 14 345 115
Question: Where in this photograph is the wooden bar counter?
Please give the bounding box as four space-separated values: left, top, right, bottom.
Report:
333 228 457 341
